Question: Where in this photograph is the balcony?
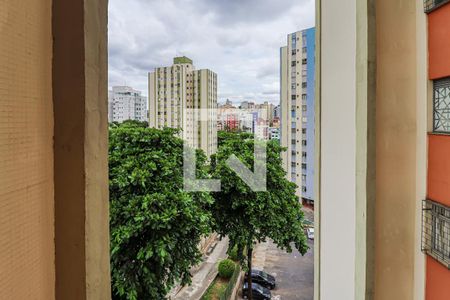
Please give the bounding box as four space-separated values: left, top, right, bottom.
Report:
424 0 450 13
422 199 450 269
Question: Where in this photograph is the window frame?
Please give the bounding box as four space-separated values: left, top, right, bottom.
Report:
432 77 450 134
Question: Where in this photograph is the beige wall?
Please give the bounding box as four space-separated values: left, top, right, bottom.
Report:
280 46 289 176
318 1 427 299
53 0 110 298
375 1 423 299
414 1 427 299
0 1 54 299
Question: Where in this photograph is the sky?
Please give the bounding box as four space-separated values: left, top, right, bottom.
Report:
108 0 315 105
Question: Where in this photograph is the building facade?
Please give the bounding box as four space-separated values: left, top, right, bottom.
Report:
108 86 147 123
273 104 281 119
280 27 315 204
269 127 280 141
316 0 450 299
148 57 218 156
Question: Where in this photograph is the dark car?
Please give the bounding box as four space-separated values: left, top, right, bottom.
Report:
242 282 271 300
244 269 276 289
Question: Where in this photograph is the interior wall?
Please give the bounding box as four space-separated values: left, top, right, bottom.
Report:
0 0 54 299
375 0 418 299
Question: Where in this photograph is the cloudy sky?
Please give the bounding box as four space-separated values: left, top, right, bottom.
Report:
108 0 315 105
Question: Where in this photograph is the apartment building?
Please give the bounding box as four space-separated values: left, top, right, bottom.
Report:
280 27 315 205
273 104 281 119
269 127 280 141
316 0 450 299
148 57 218 156
108 86 147 123
255 101 275 124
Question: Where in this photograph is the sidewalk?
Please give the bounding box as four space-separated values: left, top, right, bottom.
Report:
172 236 229 300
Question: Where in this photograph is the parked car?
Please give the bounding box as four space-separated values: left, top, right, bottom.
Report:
307 227 314 240
244 269 276 289
242 282 272 300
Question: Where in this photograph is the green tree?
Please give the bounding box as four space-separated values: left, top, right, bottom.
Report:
109 122 212 300
211 131 309 300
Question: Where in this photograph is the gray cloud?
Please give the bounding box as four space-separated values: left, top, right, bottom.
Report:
108 0 315 105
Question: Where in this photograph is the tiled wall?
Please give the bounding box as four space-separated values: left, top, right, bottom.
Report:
0 1 54 299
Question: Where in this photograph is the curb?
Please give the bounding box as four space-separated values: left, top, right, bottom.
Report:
231 271 244 300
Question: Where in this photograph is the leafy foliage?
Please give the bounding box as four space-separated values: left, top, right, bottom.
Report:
227 245 240 262
211 131 309 265
109 121 213 300
218 259 236 279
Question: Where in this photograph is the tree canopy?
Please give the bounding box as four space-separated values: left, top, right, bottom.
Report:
109 121 212 300
211 131 309 273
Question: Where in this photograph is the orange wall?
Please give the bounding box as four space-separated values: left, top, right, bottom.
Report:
426 256 450 300
427 134 450 206
428 3 450 79
426 133 450 299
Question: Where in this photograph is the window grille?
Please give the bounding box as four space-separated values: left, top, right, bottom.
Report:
433 77 450 133
424 0 450 13
422 199 450 269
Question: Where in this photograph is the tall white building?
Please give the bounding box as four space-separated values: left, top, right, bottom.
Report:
148 57 218 156
108 86 147 123
280 28 315 204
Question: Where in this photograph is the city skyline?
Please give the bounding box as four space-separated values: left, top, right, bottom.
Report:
108 0 315 105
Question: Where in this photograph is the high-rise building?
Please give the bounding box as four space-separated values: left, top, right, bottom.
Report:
148 56 218 156
280 27 315 204
273 104 281 119
269 127 280 141
256 101 275 124
239 101 256 110
108 86 147 123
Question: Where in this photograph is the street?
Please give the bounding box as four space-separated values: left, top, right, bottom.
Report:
251 239 314 300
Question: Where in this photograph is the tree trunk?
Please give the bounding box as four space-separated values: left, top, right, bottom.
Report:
247 246 253 300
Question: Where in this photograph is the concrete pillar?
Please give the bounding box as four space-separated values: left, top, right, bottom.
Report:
53 0 110 299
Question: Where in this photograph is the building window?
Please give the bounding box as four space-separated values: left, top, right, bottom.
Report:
302 58 307 65
433 77 450 133
424 0 450 13
302 140 307 146
291 61 297 67
301 163 307 170
302 186 307 193
422 199 450 268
